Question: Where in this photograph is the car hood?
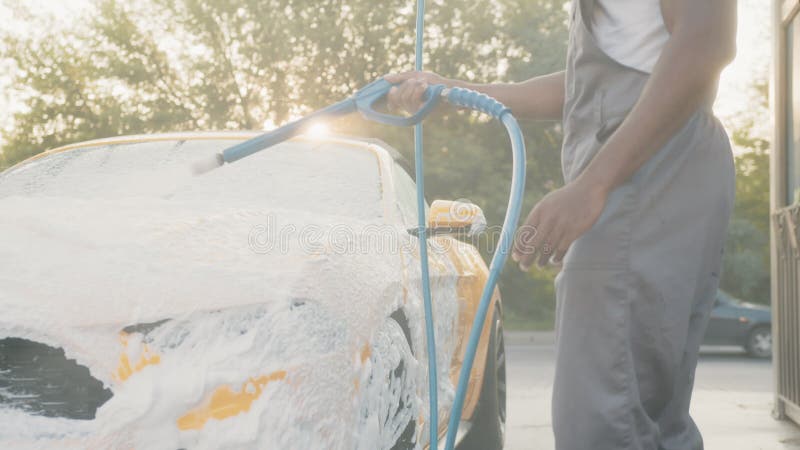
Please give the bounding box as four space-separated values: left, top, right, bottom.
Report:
738 302 771 313
0 194 407 327
0 193 413 376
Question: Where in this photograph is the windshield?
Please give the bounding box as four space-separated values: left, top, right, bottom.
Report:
0 138 383 220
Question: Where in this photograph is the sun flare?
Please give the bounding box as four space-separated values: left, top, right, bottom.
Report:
307 122 331 138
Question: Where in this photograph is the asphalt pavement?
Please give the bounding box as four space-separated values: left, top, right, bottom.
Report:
503 332 800 450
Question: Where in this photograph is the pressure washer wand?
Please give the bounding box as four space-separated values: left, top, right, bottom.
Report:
191 78 445 175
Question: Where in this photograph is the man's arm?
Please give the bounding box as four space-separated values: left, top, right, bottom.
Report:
385 71 565 121
512 0 737 270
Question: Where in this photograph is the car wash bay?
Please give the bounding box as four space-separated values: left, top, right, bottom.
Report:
503 331 800 450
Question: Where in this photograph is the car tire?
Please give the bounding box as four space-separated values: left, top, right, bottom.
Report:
386 309 415 450
746 326 772 359
456 304 506 450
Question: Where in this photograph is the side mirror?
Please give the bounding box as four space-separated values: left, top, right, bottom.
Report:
426 199 487 236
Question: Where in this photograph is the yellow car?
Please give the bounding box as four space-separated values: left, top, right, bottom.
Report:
0 132 505 449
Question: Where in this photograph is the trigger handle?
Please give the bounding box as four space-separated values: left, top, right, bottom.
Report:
354 78 444 127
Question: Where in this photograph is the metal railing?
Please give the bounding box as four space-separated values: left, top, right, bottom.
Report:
773 205 800 423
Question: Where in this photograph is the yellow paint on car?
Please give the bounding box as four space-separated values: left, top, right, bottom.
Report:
114 333 161 382
360 343 372 363
425 236 498 428
177 370 287 431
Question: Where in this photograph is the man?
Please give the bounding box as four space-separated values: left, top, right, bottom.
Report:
387 0 737 448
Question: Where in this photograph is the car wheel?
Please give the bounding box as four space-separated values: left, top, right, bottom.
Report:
746 326 772 359
358 310 416 450
457 304 506 450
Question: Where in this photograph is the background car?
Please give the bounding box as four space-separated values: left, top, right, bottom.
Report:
704 290 772 358
0 132 506 449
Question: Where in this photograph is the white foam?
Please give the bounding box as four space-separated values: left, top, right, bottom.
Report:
0 137 463 449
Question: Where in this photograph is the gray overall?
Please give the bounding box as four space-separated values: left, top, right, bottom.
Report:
552 0 735 449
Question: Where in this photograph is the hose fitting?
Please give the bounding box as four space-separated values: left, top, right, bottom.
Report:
444 87 511 119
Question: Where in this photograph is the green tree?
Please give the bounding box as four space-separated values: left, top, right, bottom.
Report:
720 83 771 304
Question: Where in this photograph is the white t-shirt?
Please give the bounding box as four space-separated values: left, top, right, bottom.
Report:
591 0 670 73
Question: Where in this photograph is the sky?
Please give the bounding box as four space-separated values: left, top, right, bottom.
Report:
715 0 771 137
0 0 773 153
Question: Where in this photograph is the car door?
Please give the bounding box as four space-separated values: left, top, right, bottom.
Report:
390 162 496 428
704 291 746 345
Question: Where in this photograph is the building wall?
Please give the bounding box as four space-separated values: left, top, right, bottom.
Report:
772 0 800 426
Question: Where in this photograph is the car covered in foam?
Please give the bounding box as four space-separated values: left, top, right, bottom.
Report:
0 132 506 449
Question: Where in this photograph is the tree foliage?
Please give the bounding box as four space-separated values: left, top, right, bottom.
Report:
720 83 771 304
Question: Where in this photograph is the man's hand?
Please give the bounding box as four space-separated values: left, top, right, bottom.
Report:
385 71 450 114
512 179 608 270
384 70 566 120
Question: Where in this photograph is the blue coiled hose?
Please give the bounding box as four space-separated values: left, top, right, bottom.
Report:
201 3 526 446
414 88 526 450
411 2 526 449
442 96 526 450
